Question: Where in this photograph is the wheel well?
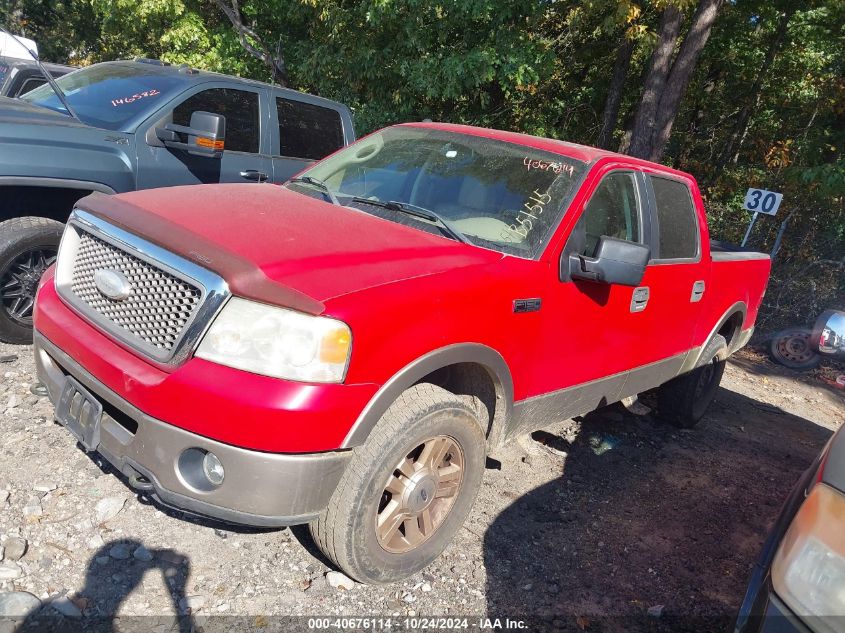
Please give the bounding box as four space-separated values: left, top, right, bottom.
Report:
717 311 744 349
416 362 505 441
0 186 92 225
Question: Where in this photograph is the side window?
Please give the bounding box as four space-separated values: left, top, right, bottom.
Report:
650 176 698 259
16 77 46 96
276 97 344 160
578 172 641 256
173 88 260 154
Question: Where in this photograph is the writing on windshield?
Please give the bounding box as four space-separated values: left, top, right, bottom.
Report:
111 89 161 107
298 127 586 258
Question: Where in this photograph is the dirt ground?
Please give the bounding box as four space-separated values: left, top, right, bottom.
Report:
0 341 842 632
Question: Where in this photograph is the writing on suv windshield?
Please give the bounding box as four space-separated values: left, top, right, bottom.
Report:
21 63 186 130
289 127 586 258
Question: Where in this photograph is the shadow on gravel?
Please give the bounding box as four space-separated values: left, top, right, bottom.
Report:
728 353 845 401
483 387 833 633
15 539 194 632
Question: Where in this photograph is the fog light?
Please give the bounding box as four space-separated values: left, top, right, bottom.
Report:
202 451 225 486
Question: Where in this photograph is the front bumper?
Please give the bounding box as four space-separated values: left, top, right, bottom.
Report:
35 333 352 527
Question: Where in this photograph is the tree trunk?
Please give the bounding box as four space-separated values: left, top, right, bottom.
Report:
597 37 635 150
711 8 793 177
649 0 724 162
627 5 683 159
213 0 288 86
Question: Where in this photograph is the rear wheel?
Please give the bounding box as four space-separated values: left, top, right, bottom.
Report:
0 218 64 344
657 334 727 428
310 383 486 584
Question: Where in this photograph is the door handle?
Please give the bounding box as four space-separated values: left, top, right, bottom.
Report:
691 280 706 303
240 170 268 182
630 286 650 313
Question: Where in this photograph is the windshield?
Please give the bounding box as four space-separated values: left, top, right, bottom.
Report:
293 127 587 258
20 63 186 130
0 60 8 88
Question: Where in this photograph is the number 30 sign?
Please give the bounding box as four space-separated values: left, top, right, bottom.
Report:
743 188 783 216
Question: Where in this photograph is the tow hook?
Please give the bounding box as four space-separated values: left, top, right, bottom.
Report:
127 470 155 492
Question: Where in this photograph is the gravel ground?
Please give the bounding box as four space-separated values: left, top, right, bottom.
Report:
0 341 842 632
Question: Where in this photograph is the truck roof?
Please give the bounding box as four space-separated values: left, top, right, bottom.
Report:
403 122 695 181
84 59 348 111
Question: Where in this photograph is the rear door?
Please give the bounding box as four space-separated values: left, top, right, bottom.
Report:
136 84 272 189
270 94 348 182
636 172 708 365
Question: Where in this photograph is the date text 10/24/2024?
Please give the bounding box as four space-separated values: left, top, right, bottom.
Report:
306 618 528 630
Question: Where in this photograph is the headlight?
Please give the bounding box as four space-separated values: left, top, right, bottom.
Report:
772 483 845 632
195 297 351 383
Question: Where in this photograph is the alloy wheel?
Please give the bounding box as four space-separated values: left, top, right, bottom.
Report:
376 435 465 554
0 247 57 326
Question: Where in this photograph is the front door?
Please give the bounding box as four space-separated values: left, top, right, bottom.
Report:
533 168 655 408
136 84 272 190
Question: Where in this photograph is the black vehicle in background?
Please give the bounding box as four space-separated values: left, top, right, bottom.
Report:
735 312 845 633
0 56 74 98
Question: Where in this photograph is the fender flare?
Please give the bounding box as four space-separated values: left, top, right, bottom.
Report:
686 301 747 371
341 343 514 449
0 176 116 195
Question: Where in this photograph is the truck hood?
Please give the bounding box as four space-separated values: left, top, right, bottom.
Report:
0 95 90 128
75 185 503 315
0 99 132 189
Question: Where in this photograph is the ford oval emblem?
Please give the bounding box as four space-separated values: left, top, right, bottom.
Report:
94 269 132 301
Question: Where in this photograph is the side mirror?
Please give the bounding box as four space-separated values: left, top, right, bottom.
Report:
155 111 226 158
562 236 650 286
811 309 845 357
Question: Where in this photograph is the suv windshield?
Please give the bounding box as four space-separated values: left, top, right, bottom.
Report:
293 126 586 258
20 63 186 130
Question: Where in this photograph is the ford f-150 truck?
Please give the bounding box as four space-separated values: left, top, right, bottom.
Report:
0 58 354 344
32 122 771 584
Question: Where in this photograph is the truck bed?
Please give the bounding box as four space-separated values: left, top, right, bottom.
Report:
710 239 770 262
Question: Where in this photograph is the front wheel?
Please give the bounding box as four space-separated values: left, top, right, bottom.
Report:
0 218 64 344
310 383 487 584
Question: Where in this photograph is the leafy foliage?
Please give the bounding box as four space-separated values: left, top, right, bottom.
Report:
3 0 842 330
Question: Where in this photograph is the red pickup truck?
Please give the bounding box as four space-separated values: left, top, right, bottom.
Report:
33 122 770 584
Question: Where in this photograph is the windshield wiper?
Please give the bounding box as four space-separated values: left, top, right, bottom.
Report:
0 26 81 123
286 176 340 205
351 197 468 244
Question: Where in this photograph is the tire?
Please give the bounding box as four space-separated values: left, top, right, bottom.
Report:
769 328 821 370
0 217 64 344
310 383 487 585
657 334 728 428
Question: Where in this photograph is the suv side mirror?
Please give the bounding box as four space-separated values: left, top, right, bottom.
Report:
562 236 650 286
155 111 226 158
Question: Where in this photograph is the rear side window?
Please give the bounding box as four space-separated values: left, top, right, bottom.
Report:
276 97 344 160
650 176 698 259
17 77 46 96
173 88 260 154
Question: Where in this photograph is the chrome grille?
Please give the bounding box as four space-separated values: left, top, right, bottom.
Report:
55 210 229 367
69 231 203 352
